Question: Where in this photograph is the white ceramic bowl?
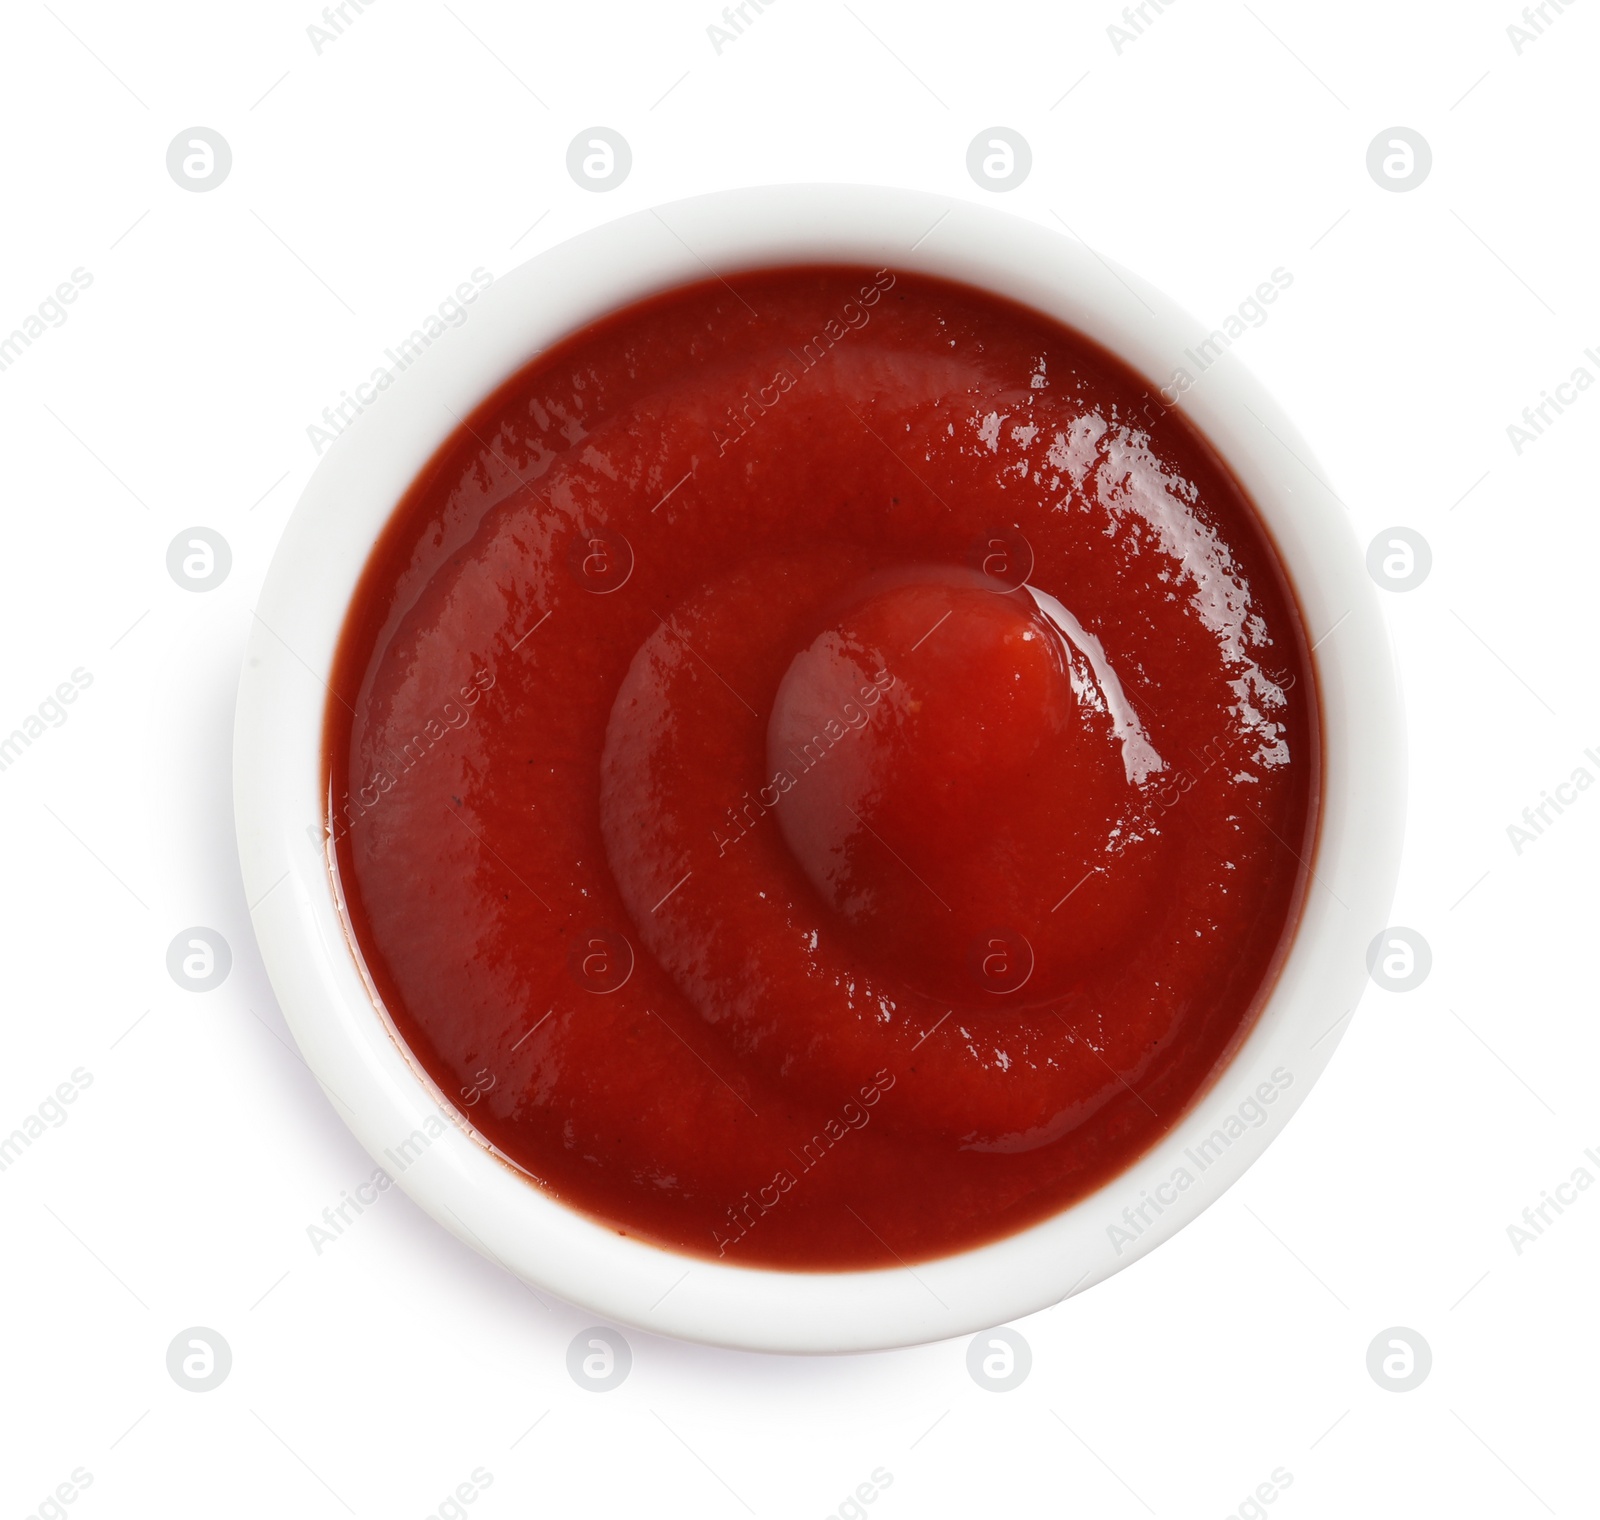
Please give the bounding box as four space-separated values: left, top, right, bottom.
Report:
234 184 1402 1353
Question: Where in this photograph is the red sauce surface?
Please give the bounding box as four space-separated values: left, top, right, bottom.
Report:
325 266 1318 1269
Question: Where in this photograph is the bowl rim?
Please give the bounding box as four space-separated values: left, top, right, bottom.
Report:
234 182 1403 1354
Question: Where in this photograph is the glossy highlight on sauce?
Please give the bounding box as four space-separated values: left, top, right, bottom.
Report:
324 267 1318 1269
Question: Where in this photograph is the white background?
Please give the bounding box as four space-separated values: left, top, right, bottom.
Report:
1 1 1596 1515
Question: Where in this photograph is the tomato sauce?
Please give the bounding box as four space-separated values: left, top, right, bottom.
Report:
325 267 1318 1268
